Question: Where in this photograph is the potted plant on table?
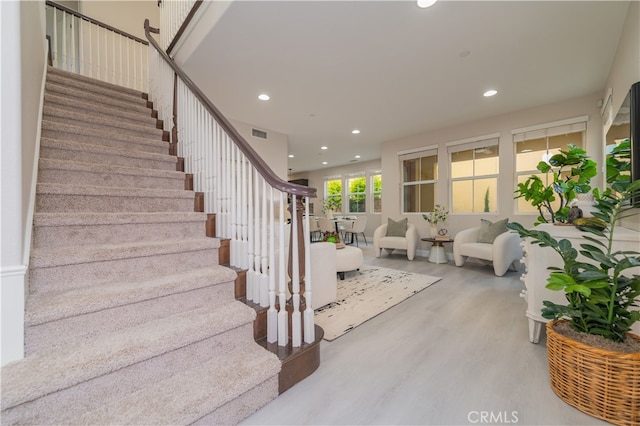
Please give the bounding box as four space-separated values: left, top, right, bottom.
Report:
507 141 640 425
514 144 597 224
321 197 341 219
422 204 448 238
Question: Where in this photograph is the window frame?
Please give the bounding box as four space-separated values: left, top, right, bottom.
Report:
399 147 439 214
512 117 587 215
447 135 500 214
346 173 367 213
370 171 382 214
324 176 343 214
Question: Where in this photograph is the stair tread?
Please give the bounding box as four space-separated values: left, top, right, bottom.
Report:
76 343 280 425
34 211 207 227
1 301 258 410
40 137 175 163
46 68 147 104
36 182 194 198
44 92 155 124
47 66 146 98
30 237 220 268
42 120 166 147
43 105 162 136
39 157 184 179
26 265 235 326
45 81 151 115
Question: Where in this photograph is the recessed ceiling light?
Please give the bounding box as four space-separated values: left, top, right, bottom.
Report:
521 149 532 153
288 154 294 158
322 161 328 165
483 89 498 97
417 0 437 8
355 155 361 159
352 129 361 134
321 146 328 150
258 93 270 101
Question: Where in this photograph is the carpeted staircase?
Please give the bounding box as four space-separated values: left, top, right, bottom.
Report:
0 67 281 425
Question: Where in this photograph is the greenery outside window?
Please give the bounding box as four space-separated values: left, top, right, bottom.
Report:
347 174 367 213
371 172 382 213
400 149 438 213
324 177 342 213
513 119 586 214
449 138 499 213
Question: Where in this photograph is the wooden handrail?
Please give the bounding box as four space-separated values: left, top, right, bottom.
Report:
144 19 316 198
46 1 148 46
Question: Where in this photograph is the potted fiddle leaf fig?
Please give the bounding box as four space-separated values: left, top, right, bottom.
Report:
514 144 597 224
507 141 640 425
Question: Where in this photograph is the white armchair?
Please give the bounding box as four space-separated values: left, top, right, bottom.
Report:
373 222 419 261
453 226 523 276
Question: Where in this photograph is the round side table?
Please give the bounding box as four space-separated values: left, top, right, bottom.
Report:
421 237 454 264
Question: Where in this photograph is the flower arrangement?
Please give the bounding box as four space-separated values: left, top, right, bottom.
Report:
422 204 448 225
321 197 341 214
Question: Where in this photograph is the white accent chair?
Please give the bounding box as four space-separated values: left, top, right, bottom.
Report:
373 222 419 261
453 227 523 276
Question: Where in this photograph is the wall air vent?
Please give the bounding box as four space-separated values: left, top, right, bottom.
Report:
252 129 268 139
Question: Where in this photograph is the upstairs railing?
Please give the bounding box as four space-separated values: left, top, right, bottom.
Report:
45 1 148 92
158 0 203 53
145 20 318 347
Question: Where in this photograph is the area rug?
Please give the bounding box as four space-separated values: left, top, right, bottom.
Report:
314 265 440 341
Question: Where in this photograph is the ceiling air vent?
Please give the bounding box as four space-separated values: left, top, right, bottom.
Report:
252 129 268 139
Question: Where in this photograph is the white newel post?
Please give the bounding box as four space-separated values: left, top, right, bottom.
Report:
290 196 302 347
303 198 315 343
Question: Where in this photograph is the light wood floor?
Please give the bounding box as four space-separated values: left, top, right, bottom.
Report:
242 243 608 425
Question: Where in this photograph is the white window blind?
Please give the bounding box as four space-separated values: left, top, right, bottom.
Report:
512 116 588 142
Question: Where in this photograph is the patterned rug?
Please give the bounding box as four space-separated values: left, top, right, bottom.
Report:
314 264 440 341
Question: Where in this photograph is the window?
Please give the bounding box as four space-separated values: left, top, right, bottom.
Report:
347 174 366 213
371 172 382 213
324 177 342 213
449 137 499 213
400 149 438 213
513 118 586 214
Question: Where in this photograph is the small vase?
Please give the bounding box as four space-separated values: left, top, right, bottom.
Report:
429 224 438 238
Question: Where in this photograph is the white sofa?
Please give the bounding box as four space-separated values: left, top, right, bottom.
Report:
373 223 419 261
453 227 522 276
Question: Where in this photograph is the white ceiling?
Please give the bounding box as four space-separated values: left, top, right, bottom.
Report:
181 1 630 174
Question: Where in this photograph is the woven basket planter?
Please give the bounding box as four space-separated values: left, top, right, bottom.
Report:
546 321 640 426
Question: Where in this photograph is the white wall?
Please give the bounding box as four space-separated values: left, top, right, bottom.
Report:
80 1 159 40
1 0 46 367
231 120 289 181
289 159 383 238
381 92 603 255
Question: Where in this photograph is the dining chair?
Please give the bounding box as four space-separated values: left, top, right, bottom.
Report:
308 217 322 242
343 216 367 246
317 217 335 237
